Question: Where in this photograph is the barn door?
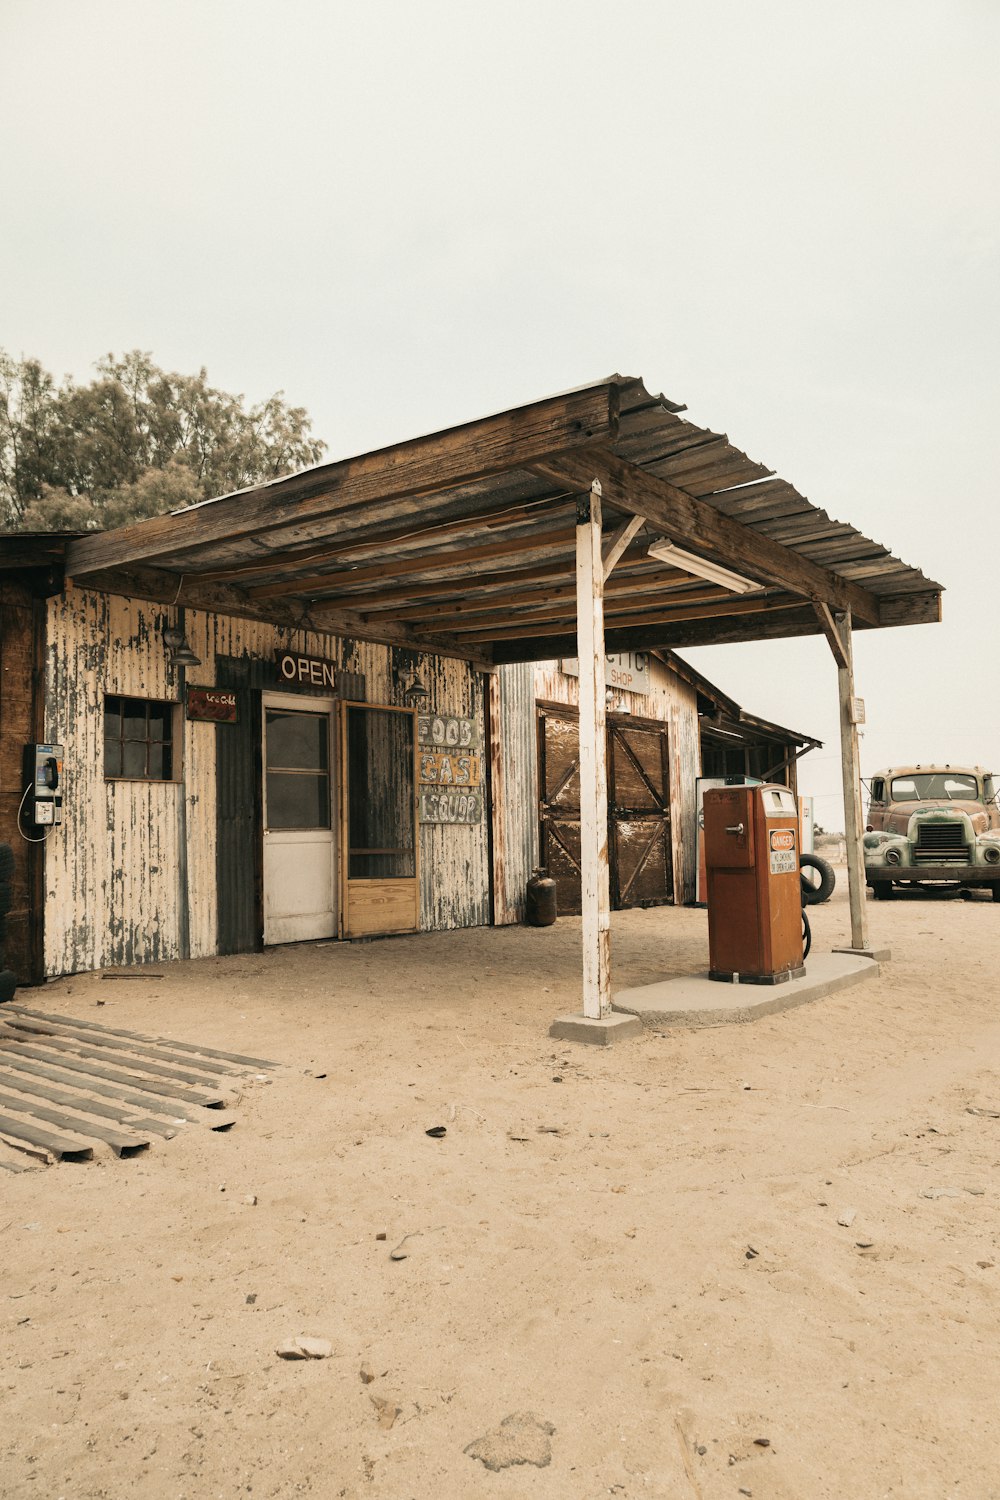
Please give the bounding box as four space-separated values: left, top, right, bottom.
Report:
608 717 672 908
538 707 583 916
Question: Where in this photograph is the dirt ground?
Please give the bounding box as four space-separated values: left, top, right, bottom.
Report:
3 872 1000 1500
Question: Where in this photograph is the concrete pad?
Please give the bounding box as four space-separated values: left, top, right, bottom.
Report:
612 950 881 1030
549 1012 644 1046
833 946 891 962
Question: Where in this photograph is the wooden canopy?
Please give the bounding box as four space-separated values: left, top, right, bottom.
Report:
63 376 941 666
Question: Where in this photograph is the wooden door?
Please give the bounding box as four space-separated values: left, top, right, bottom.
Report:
262 694 337 945
340 702 419 938
608 717 673 908
538 706 584 915
538 706 673 916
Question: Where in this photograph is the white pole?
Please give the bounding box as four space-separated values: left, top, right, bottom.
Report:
576 480 612 1018
836 611 869 951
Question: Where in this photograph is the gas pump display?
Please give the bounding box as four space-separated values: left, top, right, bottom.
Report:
703 783 805 984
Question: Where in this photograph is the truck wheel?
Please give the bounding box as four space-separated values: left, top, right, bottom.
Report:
870 882 895 900
800 853 836 905
993 885 1000 903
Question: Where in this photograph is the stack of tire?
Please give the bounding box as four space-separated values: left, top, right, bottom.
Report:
800 852 835 907
0 844 17 1003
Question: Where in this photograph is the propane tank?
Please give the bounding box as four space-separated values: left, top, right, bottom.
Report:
526 867 557 926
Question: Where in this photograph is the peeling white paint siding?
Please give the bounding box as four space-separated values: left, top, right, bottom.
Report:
533 657 701 904
44 588 492 976
492 663 538 924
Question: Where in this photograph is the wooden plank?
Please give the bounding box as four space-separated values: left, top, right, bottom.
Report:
65 383 620 574
602 515 644 579
0 1072 178 1138
252 526 577 600
0 1013 243 1076
75 564 496 672
532 451 882 625
190 491 571 583
0 1036 228 1105
8 1007 277 1069
835 613 869 952
878 591 942 627
0 1115 94 1161
467 594 802 642
1 1029 234 1086
576 482 612 1020
398 582 728 634
814 603 849 669
0 1052 233 1127
0 1088 149 1156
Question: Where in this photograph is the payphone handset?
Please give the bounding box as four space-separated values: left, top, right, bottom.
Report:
24 743 65 826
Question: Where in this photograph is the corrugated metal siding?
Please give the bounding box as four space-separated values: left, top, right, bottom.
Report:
44 588 491 977
492 663 538 924
532 657 701 905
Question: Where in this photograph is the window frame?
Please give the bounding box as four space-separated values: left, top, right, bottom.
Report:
103 694 179 783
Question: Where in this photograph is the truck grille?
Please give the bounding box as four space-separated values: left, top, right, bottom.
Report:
914 821 968 862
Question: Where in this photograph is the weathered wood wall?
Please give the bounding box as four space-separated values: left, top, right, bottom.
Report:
43 588 490 977
489 663 538 924
532 658 701 904
0 580 45 982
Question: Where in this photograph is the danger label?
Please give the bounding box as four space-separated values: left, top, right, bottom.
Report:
769 826 797 875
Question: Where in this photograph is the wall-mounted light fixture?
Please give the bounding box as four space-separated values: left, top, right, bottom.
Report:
647 538 756 594
163 624 202 669
399 667 430 704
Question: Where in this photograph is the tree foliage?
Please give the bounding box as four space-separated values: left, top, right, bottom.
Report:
0 349 327 531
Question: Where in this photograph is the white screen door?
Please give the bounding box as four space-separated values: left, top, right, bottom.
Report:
262 694 337 944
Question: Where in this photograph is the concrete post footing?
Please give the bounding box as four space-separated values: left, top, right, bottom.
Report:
549 1012 644 1046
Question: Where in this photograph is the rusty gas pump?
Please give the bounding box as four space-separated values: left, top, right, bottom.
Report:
703 783 806 984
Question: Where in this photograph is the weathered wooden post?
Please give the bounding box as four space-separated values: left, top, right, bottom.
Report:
834 610 870 953
575 480 611 1019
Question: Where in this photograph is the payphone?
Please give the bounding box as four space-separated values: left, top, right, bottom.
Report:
703 782 804 984
23 744 64 827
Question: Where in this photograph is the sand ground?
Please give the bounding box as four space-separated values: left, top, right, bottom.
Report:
2 872 1000 1500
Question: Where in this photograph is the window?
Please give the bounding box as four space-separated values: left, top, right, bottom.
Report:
104 696 175 780
264 708 331 830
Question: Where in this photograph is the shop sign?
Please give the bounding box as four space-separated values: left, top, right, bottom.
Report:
419 751 481 787
275 649 338 690
419 789 484 824
186 687 238 723
561 652 651 695
417 713 479 749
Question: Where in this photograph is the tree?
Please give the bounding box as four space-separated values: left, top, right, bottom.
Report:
0 348 326 530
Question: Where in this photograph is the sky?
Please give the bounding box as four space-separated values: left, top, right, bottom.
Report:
3 0 999 829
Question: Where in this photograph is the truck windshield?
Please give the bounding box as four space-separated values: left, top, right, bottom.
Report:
891 773 980 802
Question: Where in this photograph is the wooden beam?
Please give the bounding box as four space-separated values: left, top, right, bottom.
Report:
602 515 644 579
835 612 870 951
258 527 577 601
73 566 495 671
575 482 612 1020
877 589 942 627
190 493 572 583
814 602 849 669
531 450 882 625
467 593 800 643
378 576 724 628
490 605 832 661
66 383 621 576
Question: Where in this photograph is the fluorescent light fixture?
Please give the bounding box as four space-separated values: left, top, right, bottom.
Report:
646 538 756 594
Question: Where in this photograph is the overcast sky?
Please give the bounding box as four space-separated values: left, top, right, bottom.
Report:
4 1 998 828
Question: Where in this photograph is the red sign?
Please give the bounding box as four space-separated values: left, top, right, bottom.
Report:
186 687 238 723
770 829 795 851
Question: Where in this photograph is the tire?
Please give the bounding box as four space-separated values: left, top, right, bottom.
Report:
870 882 895 901
992 885 1000 903
800 853 835 905
0 882 12 919
0 969 16 1004
0 844 13 882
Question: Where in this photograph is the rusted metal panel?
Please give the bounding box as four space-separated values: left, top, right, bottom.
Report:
43 588 492 977
0 580 46 982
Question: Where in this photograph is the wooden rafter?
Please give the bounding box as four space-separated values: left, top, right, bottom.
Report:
65 383 620 577
530 450 882 625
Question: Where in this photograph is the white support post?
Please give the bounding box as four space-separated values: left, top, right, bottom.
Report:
576 480 612 1018
835 611 870 951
